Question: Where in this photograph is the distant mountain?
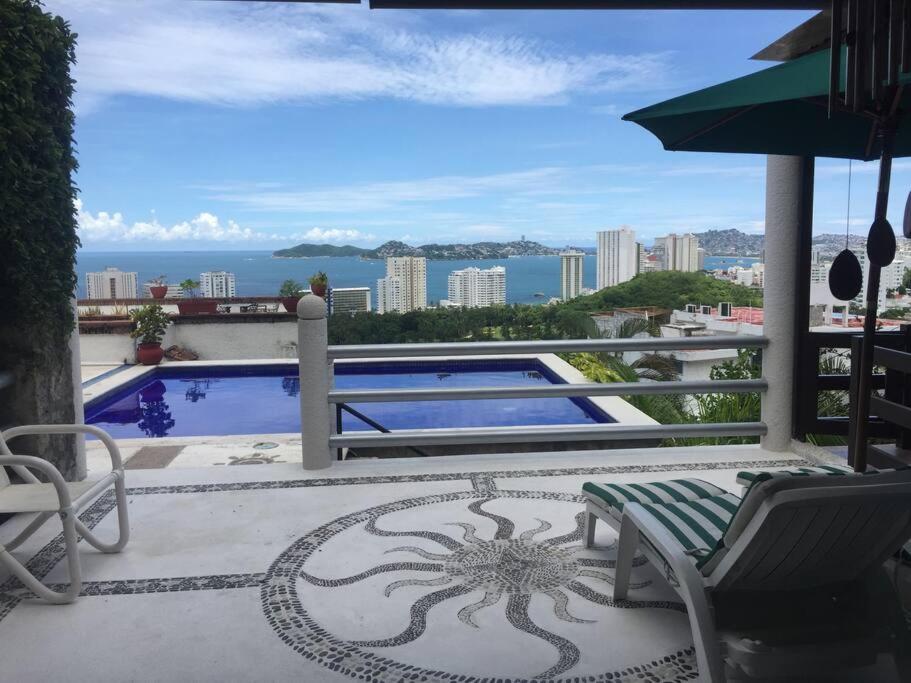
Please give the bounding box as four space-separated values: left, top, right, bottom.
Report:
693 229 764 257
273 239 561 260
273 243 370 258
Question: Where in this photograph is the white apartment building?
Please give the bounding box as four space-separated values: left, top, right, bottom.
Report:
447 266 506 308
330 287 371 314
652 237 666 271
377 276 403 314
85 267 138 299
596 227 638 290
559 251 584 301
662 233 700 272
200 271 236 298
857 247 907 309
381 256 427 313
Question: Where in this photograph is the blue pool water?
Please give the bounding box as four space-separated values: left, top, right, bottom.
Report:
84 360 613 439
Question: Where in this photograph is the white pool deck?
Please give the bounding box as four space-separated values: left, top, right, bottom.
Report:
0 443 903 682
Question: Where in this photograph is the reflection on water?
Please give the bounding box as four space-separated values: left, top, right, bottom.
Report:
86 361 612 439
282 376 300 397
182 379 212 403
137 380 175 438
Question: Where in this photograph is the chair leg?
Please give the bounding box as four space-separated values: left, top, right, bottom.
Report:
584 506 597 549
4 511 54 552
76 476 130 554
0 508 82 604
680 585 725 683
613 513 638 601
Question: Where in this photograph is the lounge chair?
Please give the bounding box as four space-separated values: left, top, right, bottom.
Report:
583 466 911 682
0 424 129 604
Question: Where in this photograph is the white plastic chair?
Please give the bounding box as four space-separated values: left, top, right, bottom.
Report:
610 470 911 682
0 424 129 604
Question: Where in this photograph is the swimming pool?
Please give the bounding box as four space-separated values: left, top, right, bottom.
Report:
84 359 614 439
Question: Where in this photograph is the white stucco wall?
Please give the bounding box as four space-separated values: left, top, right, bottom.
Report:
79 333 136 364
168 321 299 360
79 319 300 363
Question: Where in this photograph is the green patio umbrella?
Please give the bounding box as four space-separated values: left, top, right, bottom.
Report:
624 48 910 160
624 46 909 472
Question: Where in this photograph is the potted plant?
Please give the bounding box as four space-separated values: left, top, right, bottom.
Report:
149 275 168 299
177 278 218 315
279 279 305 313
130 304 172 365
309 271 329 298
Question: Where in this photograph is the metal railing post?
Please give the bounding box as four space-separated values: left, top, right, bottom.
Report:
298 294 332 470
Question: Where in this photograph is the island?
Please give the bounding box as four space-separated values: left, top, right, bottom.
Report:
273 239 563 260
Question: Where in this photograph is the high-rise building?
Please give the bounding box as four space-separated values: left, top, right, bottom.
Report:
447 266 506 308
651 237 666 271
383 256 427 312
858 246 906 308
697 247 706 271
559 251 584 301
330 287 371 314
200 271 236 298
377 276 403 314
85 267 138 299
810 246 829 285
662 233 700 272
596 227 637 290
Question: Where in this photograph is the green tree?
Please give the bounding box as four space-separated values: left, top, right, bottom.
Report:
0 0 81 475
567 271 760 312
690 350 762 445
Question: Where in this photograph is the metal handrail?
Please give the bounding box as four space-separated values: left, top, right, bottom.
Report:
336 403 431 457
329 421 767 449
328 378 767 403
328 335 768 359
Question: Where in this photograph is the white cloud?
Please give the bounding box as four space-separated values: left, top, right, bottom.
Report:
46 1 668 111
75 199 372 244
206 167 571 212
292 227 376 243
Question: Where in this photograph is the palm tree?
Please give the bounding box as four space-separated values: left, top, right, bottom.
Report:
565 314 689 428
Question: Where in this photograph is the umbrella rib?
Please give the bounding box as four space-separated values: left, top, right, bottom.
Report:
667 104 758 150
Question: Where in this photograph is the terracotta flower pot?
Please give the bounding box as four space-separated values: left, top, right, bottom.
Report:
310 283 327 298
137 343 164 366
149 285 168 299
281 296 301 313
177 299 218 315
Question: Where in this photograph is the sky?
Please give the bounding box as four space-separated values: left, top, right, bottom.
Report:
48 1 908 252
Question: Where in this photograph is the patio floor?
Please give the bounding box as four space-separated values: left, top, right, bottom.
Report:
0 445 900 681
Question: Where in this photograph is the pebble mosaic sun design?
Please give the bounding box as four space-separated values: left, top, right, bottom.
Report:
265 478 697 682
0 457 810 682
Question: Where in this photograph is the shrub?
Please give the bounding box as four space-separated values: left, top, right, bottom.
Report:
129 305 172 345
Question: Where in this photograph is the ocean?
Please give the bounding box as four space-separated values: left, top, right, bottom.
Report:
75 251 758 304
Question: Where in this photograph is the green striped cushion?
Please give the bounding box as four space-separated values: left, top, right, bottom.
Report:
735 464 857 488
636 493 742 569
582 478 728 520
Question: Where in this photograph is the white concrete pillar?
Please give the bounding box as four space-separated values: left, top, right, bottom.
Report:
298 294 332 470
69 296 86 479
761 156 811 451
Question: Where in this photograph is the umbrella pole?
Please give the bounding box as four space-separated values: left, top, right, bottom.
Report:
851 124 897 472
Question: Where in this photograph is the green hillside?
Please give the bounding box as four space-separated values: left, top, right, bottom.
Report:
273 243 370 258
568 271 762 311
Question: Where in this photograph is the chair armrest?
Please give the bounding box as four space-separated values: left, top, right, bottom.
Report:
3 424 123 471
0 454 74 509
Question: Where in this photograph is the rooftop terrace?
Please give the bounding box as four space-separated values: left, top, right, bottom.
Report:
10 444 899 682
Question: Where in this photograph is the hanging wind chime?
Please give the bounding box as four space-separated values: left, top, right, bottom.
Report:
824 0 909 471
